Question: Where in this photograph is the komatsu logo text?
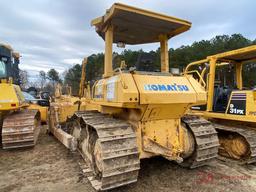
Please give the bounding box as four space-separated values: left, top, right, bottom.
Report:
144 84 189 91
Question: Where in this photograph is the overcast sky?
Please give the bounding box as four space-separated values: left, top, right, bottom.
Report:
0 0 255 78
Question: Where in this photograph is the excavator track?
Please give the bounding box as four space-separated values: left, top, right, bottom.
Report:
69 111 140 191
2 110 40 149
214 124 256 164
181 116 219 168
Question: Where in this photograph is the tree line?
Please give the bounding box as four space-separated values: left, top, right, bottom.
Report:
21 68 62 94
27 34 256 95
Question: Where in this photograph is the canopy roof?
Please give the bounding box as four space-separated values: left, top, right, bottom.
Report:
210 45 256 62
12 52 20 59
185 45 256 72
91 3 191 45
0 43 13 51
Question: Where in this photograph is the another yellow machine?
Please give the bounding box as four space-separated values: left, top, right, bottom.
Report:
22 91 49 124
49 84 80 129
50 3 219 191
185 45 256 163
28 104 48 123
48 58 88 147
0 43 40 149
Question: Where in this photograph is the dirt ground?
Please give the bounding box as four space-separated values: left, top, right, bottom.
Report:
1 126 256 192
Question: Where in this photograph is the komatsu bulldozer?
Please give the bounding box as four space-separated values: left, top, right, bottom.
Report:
185 45 256 164
0 43 40 149
49 3 219 191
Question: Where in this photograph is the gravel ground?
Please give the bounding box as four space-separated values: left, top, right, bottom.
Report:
1 126 256 192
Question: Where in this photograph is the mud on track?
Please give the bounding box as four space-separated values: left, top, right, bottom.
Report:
1 126 256 192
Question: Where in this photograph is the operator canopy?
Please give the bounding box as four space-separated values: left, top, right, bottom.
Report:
0 43 13 51
210 45 256 63
91 3 191 44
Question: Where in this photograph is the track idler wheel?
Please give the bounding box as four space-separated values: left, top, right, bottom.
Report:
218 133 250 160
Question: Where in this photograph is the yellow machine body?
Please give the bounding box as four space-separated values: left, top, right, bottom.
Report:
49 4 219 190
0 82 48 124
0 82 26 111
26 103 48 123
0 44 41 149
185 45 256 121
84 72 207 159
204 90 256 122
50 84 82 124
52 95 81 123
79 3 214 162
185 45 256 163
49 81 88 149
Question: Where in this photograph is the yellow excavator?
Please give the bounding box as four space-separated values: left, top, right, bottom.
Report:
185 45 256 163
49 3 219 191
0 43 40 149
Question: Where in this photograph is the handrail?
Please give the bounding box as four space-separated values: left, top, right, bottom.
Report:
183 70 206 88
115 68 128 89
184 59 209 73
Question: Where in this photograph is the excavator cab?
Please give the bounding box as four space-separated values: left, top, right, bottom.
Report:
0 45 11 80
185 45 256 163
0 43 41 149
0 44 20 84
0 44 25 110
0 60 7 79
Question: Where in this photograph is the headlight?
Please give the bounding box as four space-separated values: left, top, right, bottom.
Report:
31 101 38 104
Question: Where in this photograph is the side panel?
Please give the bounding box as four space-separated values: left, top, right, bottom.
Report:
133 74 198 104
204 91 256 123
0 83 25 110
27 104 48 123
227 92 247 115
93 73 139 105
186 75 206 105
142 104 189 120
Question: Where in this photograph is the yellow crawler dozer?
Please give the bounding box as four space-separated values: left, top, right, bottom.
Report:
0 44 40 149
49 3 219 191
185 45 256 164
48 58 88 149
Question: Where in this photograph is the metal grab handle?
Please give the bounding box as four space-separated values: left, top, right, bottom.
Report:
183 70 206 88
114 68 128 89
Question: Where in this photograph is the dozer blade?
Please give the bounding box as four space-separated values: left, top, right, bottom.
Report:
2 110 40 149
